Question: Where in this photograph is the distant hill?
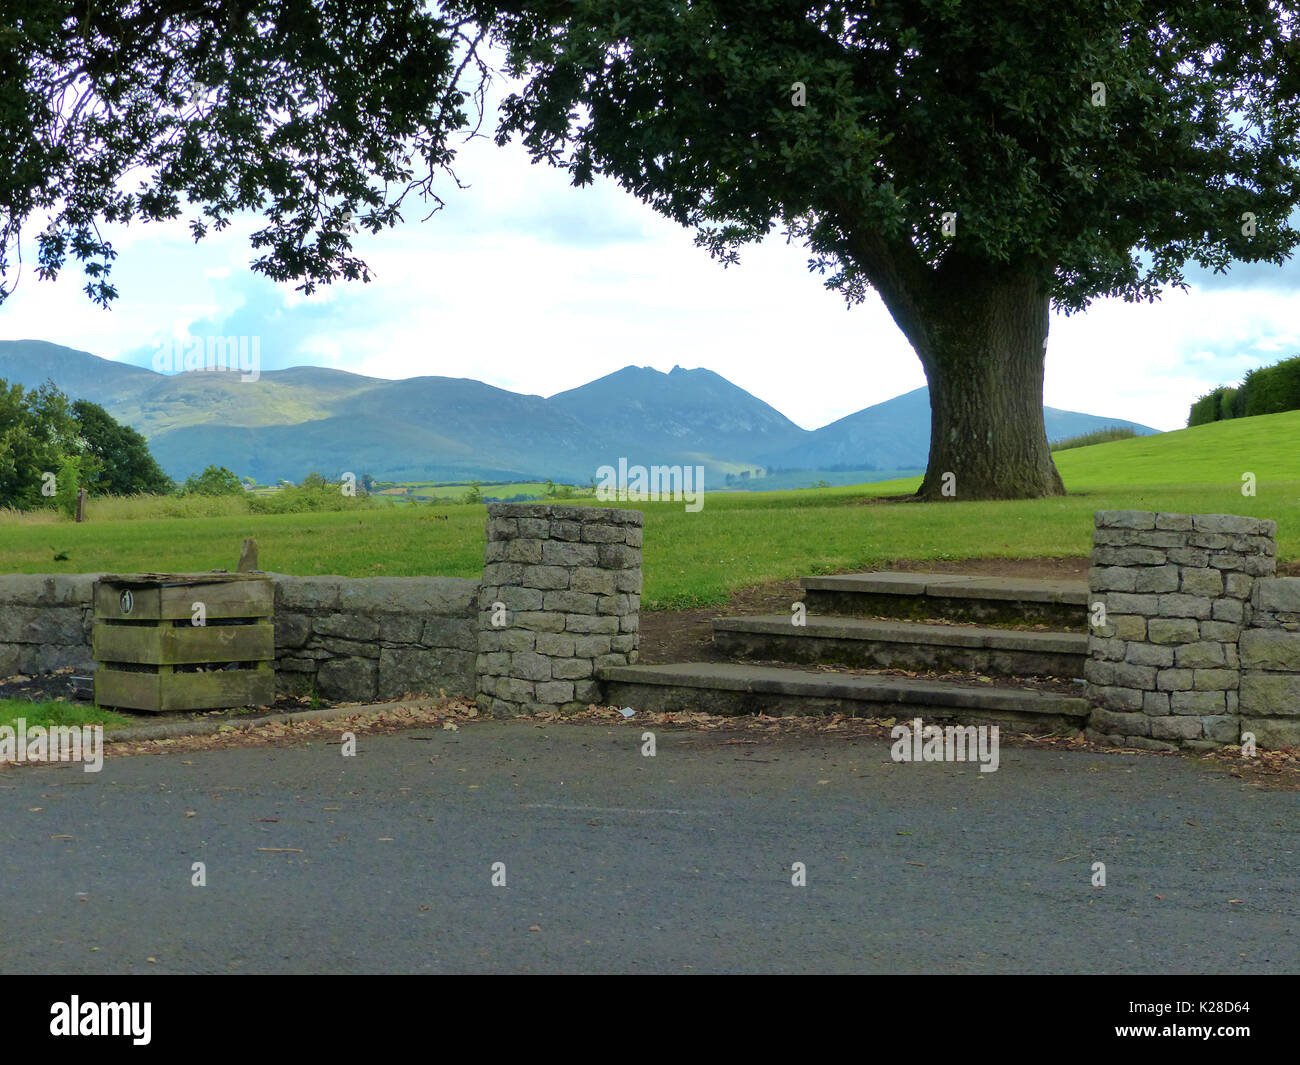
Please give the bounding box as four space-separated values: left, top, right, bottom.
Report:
0 340 1161 483
757 387 1159 472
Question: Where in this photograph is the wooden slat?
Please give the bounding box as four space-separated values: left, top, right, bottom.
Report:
93 621 273 666
94 578 272 620
96 665 274 713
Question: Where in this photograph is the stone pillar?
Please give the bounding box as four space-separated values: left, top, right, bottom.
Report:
1084 510 1276 751
476 503 643 715
1240 578 1300 748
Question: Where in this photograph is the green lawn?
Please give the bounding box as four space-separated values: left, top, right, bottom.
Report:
2 412 1297 609
0 698 133 732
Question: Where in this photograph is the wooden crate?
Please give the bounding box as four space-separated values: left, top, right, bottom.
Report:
93 573 275 713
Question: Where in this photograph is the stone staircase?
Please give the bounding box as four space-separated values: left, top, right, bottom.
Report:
599 571 1094 731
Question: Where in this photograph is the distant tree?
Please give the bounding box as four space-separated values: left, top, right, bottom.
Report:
53 454 80 517
71 399 172 496
299 472 330 490
0 378 84 508
181 465 244 496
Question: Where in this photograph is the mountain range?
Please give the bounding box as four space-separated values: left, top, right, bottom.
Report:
0 339 1159 484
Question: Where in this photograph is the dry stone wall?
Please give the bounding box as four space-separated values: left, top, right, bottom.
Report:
0 573 478 703
476 502 642 715
1239 577 1300 748
1085 510 1277 750
269 575 478 702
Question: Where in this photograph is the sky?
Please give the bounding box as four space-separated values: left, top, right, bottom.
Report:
3 67 1300 434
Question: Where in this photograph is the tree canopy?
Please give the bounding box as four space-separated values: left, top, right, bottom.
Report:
1 0 489 306
7 2 1300 496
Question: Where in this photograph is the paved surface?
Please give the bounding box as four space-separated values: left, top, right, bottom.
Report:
1 721 1297 974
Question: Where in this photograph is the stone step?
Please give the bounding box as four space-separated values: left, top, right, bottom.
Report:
801 572 1089 629
711 615 1087 678
598 662 1090 731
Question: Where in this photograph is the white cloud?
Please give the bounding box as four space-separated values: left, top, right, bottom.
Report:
3 103 1298 435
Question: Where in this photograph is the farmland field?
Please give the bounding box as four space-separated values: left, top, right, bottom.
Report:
1 412 1297 609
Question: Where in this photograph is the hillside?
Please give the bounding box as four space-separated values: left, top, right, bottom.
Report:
757 386 1159 472
0 340 1161 483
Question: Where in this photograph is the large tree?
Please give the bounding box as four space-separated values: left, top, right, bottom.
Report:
1 0 489 305
458 0 1300 498
71 398 173 496
7 3 1300 498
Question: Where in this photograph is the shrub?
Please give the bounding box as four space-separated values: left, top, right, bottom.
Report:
247 482 374 513
1241 355 1300 416
1050 425 1139 452
181 465 245 496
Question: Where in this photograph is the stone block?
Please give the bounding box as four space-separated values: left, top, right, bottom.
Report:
535 680 575 704
1157 594 1211 619
514 611 567 633
597 544 641 570
1210 599 1244 624
1090 567 1137 593
1104 593 1160 616
1088 707 1146 735
1243 555 1276 577
520 565 571 590
316 657 378 702
1240 629 1300 671
272 612 310 649
541 541 600 567
1156 668 1195 691
1170 689 1226 714
1126 643 1173 668
1090 685 1144 712
1166 548 1209 568
511 652 553 681
1150 715 1203 741
1201 716 1239 743
1113 615 1147 641
1241 717 1300 748
1193 669 1237 691
569 568 617 595
1192 513 1264 535
565 614 619 634
1134 567 1180 594
1088 636 1128 661
1147 618 1199 644
1091 547 1167 567
551 658 594 680
1173 641 1226 668
1179 569 1223 597
573 635 612 658
580 524 629 544
1239 673 1300 716
534 632 576 657
1254 578 1300 614
1142 691 1170 715
1096 510 1156 530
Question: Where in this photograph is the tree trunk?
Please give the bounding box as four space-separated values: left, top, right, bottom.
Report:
891 257 1065 501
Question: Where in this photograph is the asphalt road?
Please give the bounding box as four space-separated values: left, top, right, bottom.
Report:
2 721 1297 974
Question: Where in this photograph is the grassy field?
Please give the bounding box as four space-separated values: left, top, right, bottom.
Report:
1 411 1297 609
